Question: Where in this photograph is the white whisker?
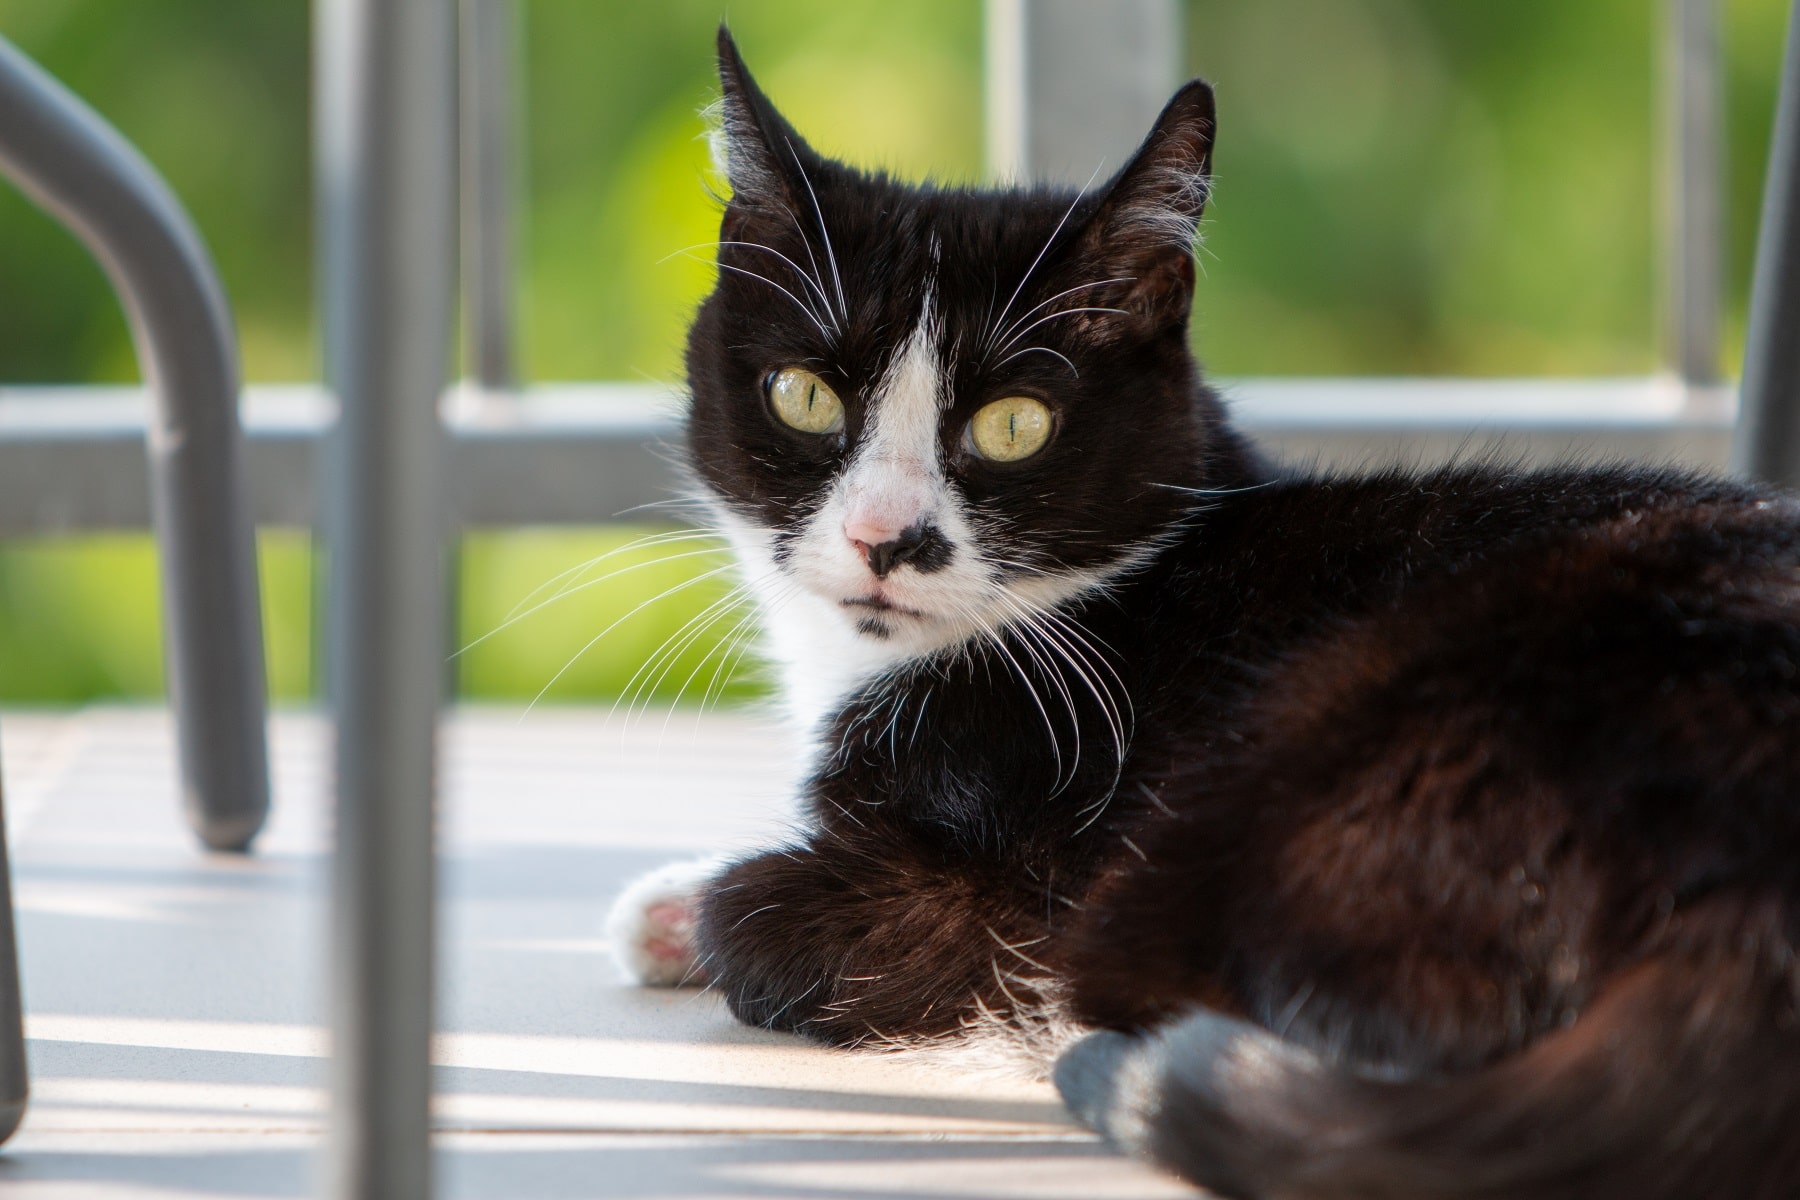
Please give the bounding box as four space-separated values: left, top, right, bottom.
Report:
494 527 715 624
643 582 774 733
521 565 739 718
786 139 848 321
613 584 755 731
707 258 834 341
458 542 730 659
717 238 840 331
983 163 1105 358
992 345 1079 377
988 277 1134 353
993 306 1131 359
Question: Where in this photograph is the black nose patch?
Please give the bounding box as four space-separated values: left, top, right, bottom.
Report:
865 524 953 578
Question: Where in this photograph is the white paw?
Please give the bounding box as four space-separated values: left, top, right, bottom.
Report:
605 857 725 987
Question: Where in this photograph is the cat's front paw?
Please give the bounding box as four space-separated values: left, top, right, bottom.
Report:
605 858 725 987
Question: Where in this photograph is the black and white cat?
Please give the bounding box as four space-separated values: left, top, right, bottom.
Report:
608 30 1800 1199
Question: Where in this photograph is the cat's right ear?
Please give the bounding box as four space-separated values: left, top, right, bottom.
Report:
1074 80 1217 330
712 28 815 221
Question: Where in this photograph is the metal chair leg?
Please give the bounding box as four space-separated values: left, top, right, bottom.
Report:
0 733 28 1148
1734 0 1800 485
0 36 270 852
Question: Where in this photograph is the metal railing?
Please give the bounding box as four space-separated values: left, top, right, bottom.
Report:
0 0 1783 544
1735 0 1800 481
0 376 1742 536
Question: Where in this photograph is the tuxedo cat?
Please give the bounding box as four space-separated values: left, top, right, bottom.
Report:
609 30 1800 1199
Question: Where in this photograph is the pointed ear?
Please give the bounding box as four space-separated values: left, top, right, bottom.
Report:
712 28 817 216
1076 81 1216 329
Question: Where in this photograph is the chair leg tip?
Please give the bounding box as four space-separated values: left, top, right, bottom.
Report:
189 807 267 854
0 1096 26 1148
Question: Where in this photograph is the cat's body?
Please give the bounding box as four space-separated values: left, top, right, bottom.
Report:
616 32 1800 1198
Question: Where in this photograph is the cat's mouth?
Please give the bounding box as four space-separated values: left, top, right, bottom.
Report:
841 594 928 620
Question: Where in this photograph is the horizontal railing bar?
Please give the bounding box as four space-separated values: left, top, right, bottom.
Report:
0 378 1737 535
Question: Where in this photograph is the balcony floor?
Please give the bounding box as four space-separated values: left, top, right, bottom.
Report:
0 707 1191 1198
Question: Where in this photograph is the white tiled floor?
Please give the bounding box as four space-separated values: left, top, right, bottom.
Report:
0 709 1193 1198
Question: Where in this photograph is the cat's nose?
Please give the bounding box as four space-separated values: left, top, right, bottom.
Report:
847 522 944 579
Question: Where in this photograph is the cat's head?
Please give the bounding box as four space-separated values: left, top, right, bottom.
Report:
686 30 1243 675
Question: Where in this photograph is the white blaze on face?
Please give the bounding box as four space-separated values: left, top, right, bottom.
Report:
745 278 987 720
716 269 1145 736
705 291 972 737
840 288 946 547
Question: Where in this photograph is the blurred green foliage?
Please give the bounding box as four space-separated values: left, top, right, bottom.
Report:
0 533 316 700
1188 0 1785 375
0 0 1789 703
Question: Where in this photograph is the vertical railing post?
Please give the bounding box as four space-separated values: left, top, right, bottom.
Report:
1663 0 1726 392
1735 1 1800 484
459 0 518 392
0 745 26 1147
985 0 1183 186
315 0 455 1196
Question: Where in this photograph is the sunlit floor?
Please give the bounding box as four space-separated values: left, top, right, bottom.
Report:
0 708 1192 1199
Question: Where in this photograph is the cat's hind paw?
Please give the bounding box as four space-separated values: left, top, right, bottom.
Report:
605 858 724 987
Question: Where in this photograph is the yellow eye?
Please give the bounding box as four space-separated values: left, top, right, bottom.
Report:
767 367 844 434
968 396 1053 462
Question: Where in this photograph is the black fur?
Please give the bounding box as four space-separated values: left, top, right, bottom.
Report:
679 30 1800 1198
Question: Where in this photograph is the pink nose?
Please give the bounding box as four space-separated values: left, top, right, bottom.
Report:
844 520 937 579
844 516 906 551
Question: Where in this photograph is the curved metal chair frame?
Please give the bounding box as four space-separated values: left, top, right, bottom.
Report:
0 32 274 1146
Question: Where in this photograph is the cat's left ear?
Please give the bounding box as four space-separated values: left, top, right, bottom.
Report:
1076 81 1216 329
711 29 820 228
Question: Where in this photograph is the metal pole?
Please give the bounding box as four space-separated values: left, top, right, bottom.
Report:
0 739 27 1148
985 0 1183 186
0 35 270 852
315 0 455 1196
1663 0 1726 389
1735 1 1800 484
459 0 518 391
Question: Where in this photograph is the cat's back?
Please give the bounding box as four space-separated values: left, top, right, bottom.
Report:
1194 460 1800 767
1117 458 1800 894
1139 459 1800 695
1076 460 1800 1056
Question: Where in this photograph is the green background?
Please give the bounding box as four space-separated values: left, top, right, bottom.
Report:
0 0 1789 704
